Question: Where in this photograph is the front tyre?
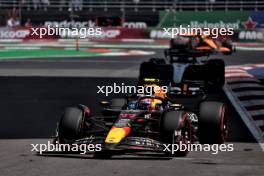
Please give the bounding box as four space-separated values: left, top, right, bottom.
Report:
198 101 228 144
58 107 85 144
161 111 192 157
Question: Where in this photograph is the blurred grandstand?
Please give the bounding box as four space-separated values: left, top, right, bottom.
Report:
0 1 263 27
0 0 264 51
0 0 263 11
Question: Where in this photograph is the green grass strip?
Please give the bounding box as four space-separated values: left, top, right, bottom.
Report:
0 49 104 59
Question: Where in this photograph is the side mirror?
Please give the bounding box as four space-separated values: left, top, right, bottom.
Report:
99 101 110 107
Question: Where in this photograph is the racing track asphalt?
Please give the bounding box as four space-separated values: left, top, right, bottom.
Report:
0 50 263 176
0 50 263 77
0 140 263 176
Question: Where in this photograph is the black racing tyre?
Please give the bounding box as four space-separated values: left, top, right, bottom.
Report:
206 59 225 91
161 111 192 157
198 101 228 144
161 111 183 132
222 39 233 55
58 107 84 144
110 98 126 109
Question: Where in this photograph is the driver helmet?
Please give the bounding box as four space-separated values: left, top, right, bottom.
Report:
138 98 151 110
138 98 163 110
127 100 137 110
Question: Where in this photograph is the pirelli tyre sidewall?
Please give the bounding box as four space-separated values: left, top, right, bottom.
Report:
198 101 228 144
161 111 192 156
58 107 85 144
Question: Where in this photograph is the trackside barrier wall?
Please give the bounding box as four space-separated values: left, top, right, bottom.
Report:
224 66 264 150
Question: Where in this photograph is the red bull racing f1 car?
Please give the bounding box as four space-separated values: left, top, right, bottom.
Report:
52 85 228 157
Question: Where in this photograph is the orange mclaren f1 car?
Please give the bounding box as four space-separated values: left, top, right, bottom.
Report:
168 34 235 55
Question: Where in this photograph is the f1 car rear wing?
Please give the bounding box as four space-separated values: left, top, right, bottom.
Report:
164 48 211 61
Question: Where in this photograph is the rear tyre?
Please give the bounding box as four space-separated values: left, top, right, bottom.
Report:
198 101 228 144
161 111 192 157
222 39 233 55
58 107 84 144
